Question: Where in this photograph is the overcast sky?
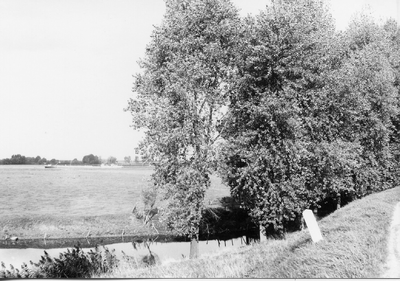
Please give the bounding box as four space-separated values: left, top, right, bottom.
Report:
0 0 399 161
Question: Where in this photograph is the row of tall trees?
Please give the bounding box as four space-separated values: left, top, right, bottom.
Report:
219 4 400 235
128 0 400 257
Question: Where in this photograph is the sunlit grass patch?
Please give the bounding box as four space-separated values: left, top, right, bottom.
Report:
248 186 400 278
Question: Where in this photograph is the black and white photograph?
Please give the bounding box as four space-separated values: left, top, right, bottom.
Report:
1 0 400 278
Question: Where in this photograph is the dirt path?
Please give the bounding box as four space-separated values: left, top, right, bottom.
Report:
381 202 400 278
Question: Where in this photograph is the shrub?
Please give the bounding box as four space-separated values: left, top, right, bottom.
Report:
0 245 119 278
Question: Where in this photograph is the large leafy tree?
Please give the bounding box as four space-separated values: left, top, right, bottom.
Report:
220 4 400 237
300 15 400 209
127 0 240 258
328 15 400 196
219 0 338 235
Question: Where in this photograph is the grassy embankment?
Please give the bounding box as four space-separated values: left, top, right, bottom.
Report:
96 186 400 278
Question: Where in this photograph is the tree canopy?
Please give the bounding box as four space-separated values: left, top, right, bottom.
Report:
219 0 339 234
82 154 101 165
127 0 241 257
129 0 400 239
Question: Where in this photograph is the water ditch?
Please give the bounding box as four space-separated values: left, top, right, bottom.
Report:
0 231 260 269
0 194 261 269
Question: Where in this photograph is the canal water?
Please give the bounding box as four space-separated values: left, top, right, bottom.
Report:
0 165 257 270
0 236 254 269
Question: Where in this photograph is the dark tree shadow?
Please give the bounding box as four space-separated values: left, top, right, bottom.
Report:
199 196 258 241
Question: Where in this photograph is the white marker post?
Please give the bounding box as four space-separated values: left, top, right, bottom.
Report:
302 209 323 243
259 224 267 242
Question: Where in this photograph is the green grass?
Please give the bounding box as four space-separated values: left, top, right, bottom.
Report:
95 186 400 278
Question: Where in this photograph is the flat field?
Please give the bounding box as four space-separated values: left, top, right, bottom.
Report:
0 165 229 239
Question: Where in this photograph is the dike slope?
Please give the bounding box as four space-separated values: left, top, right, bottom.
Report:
381 202 400 278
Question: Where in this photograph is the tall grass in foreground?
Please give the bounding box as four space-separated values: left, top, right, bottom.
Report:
0 245 118 278
96 186 400 278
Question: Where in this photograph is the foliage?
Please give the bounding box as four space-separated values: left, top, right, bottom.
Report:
127 0 241 244
70 158 82 165
2 154 27 164
0 155 95 166
199 196 256 238
219 0 337 235
320 14 400 199
38 157 47 165
141 185 157 210
0 245 119 278
124 156 131 164
219 1 400 236
82 154 101 165
132 184 159 225
383 19 400 184
0 154 50 165
107 156 117 164
125 0 400 242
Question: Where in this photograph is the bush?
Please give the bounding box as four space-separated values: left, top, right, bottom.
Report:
0 245 119 278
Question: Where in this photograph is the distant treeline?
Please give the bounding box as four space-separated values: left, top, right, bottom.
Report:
1 154 109 165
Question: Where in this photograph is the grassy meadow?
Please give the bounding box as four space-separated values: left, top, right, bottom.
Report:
0 165 229 239
96 186 400 278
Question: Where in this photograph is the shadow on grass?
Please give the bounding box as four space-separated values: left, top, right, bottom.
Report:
288 235 312 253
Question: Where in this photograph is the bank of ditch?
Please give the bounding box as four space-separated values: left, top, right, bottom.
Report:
96 186 400 278
0 213 164 241
0 198 256 251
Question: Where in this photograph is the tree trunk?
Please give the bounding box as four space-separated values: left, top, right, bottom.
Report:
337 193 341 210
189 237 199 259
